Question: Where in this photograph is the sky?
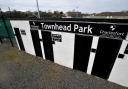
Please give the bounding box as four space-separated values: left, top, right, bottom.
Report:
0 0 128 13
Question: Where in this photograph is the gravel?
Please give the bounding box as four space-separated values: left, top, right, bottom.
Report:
0 43 127 89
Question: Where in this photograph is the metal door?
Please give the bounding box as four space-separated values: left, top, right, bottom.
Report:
91 38 122 79
14 28 25 51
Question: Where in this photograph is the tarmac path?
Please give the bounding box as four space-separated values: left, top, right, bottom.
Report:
0 43 127 89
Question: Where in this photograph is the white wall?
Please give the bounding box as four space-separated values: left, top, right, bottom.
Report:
10 20 35 56
87 36 99 75
10 20 128 87
52 31 75 69
38 30 46 59
10 21 20 50
109 40 128 87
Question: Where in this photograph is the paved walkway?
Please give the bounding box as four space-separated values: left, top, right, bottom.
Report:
0 43 127 89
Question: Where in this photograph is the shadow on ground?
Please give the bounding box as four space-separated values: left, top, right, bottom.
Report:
0 43 127 89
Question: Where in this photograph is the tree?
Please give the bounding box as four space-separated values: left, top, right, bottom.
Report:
66 11 83 18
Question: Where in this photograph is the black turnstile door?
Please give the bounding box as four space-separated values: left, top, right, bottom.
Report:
73 35 93 72
41 31 54 62
91 38 122 79
30 30 43 57
14 28 25 51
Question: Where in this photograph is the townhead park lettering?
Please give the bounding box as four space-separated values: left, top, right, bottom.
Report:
41 23 93 34
30 21 127 40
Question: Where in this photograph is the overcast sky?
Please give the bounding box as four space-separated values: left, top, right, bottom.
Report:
0 0 128 13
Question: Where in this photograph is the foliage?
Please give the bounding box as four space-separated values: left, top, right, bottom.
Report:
0 10 128 19
0 10 66 19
